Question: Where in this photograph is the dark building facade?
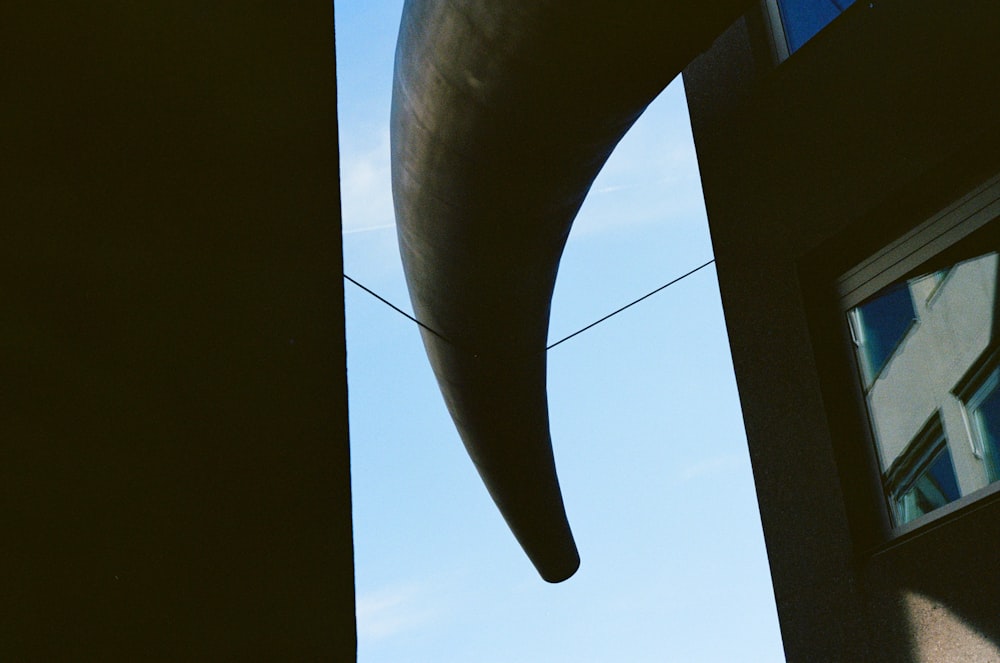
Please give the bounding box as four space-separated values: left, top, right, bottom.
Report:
7 3 355 659
684 1 1000 659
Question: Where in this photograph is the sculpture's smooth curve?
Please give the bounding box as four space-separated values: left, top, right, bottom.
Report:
390 0 752 582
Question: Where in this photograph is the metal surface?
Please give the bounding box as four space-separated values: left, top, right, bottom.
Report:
391 0 752 582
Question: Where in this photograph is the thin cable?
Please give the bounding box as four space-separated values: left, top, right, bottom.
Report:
545 258 715 351
344 257 716 354
343 274 453 345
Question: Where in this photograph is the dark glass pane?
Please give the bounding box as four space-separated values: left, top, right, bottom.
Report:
856 283 916 380
778 0 856 53
926 448 961 504
895 448 960 525
974 387 1000 481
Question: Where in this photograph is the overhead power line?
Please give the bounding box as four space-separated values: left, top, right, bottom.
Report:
544 258 715 350
342 274 453 345
343 257 716 353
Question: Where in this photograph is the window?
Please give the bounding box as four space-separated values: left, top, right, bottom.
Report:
838 174 1000 532
848 282 916 387
958 357 1000 483
764 0 856 61
883 415 960 526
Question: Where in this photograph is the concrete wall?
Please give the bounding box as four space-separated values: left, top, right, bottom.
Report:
5 3 355 659
684 2 1000 660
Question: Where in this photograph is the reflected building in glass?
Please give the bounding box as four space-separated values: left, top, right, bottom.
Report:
850 253 1000 526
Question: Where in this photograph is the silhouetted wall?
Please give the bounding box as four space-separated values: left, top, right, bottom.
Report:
5 3 355 659
685 2 1000 660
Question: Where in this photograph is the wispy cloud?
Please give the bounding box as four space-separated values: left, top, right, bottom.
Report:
336 90 704 244
343 222 396 235
570 110 705 238
356 582 436 642
677 453 744 482
340 128 395 236
336 95 703 244
594 183 637 195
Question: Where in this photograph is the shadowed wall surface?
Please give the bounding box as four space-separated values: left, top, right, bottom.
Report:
4 3 354 659
685 2 1000 660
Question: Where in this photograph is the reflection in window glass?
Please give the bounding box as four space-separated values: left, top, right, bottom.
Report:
777 0 856 54
847 251 1000 528
966 369 1000 483
893 444 961 525
851 283 916 386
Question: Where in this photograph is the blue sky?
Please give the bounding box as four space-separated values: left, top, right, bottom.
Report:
336 3 784 661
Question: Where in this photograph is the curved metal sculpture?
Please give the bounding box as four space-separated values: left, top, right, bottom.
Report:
391 0 751 582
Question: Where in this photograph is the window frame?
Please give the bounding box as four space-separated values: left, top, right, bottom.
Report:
955 349 1000 476
761 0 856 63
761 0 792 63
837 174 1000 310
836 173 1000 539
882 413 959 528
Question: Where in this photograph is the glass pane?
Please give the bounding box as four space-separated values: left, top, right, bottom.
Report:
777 0 856 54
848 251 1000 528
853 282 916 386
895 448 960 525
972 383 1000 481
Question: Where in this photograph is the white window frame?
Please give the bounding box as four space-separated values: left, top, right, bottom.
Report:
761 0 792 63
957 354 1000 469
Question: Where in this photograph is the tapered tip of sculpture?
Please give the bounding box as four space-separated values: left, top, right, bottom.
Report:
539 547 580 584
391 0 754 581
